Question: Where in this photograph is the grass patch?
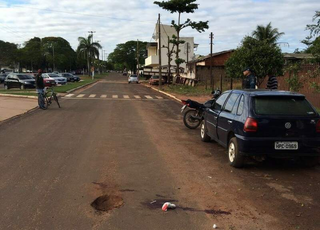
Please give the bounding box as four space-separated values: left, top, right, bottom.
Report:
162 84 214 96
0 89 37 96
54 78 96 93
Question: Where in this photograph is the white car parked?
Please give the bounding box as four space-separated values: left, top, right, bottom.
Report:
42 73 67 85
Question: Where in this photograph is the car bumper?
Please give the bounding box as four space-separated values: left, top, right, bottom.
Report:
236 135 320 157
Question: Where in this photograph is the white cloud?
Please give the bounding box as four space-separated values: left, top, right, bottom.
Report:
0 0 319 57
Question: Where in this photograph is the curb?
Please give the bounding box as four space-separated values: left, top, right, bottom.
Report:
66 80 99 93
0 93 37 99
0 106 39 126
143 84 182 103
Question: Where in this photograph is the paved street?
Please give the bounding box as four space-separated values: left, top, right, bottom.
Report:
0 73 319 230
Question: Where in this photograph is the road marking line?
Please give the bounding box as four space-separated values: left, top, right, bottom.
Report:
100 95 107 98
65 94 74 97
77 94 85 98
112 95 118 99
89 94 96 98
156 96 163 99
123 95 130 99
145 95 153 99
134 95 141 99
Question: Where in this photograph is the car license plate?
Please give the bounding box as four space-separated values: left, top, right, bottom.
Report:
275 142 298 150
181 105 187 113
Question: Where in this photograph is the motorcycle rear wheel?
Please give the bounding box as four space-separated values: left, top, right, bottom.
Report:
183 109 201 129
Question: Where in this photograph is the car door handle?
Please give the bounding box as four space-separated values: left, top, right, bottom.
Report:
228 120 233 124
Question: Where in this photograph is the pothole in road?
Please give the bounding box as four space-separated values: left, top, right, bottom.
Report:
91 194 124 212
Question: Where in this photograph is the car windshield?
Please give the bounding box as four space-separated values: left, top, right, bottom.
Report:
254 96 316 116
17 75 33 80
130 75 137 78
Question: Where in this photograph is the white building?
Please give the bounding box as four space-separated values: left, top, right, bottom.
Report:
143 24 197 79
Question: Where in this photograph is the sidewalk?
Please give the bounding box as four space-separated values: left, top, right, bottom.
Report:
0 96 37 122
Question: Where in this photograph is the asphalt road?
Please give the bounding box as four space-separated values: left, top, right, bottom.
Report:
0 73 319 230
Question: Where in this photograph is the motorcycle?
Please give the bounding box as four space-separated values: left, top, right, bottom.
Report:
181 89 221 129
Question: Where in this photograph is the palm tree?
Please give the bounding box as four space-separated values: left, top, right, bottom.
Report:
77 34 102 76
252 22 285 45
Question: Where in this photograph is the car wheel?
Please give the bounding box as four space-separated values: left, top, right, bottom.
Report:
228 137 244 168
200 120 211 142
4 84 8 90
128 81 131 84
301 156 319 167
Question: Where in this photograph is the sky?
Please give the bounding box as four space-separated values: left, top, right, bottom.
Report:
0 0 319 59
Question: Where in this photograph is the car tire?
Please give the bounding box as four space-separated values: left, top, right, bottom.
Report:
200 120 211 142
20 84 25 90
301 156 319 167
4 84 9 90
128 81 131 84
228 137 244 168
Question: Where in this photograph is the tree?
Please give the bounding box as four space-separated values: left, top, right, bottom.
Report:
154 0 208 77
77 34 102 77
226 36 284 86
19 37 44 71
252 22 284 45
0 40 18 69
108 41 148 72
303 11 320 62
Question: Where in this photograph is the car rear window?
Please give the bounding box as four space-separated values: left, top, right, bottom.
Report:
130 75 137 78
254 96 316 116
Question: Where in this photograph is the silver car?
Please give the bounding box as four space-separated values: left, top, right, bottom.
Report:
43 73 67 85
128 74 139 84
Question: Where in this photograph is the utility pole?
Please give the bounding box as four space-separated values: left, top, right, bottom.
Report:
210 32 214 90
186 42 190 63
137 39 139 75
158 14 162 90
52 44 55 72
88 31 96 77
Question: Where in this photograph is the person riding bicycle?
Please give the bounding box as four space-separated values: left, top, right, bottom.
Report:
35 69 45 109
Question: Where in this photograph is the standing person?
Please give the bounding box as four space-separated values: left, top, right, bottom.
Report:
266 75 278 90
35 69 45 109
242 68 256 89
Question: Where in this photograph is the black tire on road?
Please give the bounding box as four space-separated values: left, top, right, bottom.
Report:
228 137 244 168
200 120 211 142
183 109 201 129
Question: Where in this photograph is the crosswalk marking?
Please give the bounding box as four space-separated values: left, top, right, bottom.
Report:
89 94 96 98
65 94 74 97
155 96 163 99
100 95 107 98
64 94 167 100
123 95 130 99
112 95 118 99
145 95 153 99
134 95 141 99
77 94 85 98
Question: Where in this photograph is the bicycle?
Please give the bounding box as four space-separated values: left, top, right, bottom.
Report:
41 87 61 109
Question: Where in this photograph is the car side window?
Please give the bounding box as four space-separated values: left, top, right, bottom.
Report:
237 95 244 116
231 95 241 115
223 93 240 113
213 92 230 111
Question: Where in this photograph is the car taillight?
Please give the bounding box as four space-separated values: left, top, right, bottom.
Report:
316 120 320 133
244 118 258 132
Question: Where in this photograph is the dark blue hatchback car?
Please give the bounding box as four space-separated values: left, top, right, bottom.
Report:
200 90 320 168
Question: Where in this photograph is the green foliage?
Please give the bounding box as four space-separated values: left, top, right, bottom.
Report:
226 37 284 86
285 63 305 92
107 40 147 72
303 11 320 63
0 40 18 68
306 11 320 38
154 0 199 14
252 22 285 45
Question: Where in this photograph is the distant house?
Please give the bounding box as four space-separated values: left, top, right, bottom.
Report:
143 24 197 79
179 49 234 86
